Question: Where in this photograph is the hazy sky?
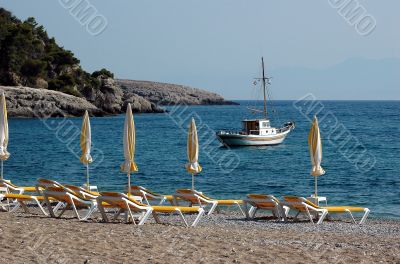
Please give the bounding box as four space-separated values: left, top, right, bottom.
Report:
1 0 399 99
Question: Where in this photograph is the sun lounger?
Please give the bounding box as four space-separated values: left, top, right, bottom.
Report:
0 179 38 194
43 185 98 221
244 194 289 221
65 184 100 199
130 186 175 205
173 189 245 216
97 192 205 227
0 179 48 213
0 193 49 215
36 178 64 192
283 196 370 224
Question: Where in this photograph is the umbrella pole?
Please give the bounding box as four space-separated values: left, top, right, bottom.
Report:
128 173 131 196
192 174 194 191
1 160 3 180
315 176 318 197
86 164 90 191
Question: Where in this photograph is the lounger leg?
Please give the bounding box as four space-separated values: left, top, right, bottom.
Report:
293 211 301 221
159 197 166 205
81 205 97 221
97 202 109 222
69 198 82 220
53 202 65 214
317 210 328 225
172 197 179 206
345 209 357 224
276 205 287 221
243 202 250 219
152 211 161 224
144 195 150 206
176 209 189 227
305 207 314 224
138 209 153 225
236 202 246 217
272 207 278 218
251 208 258 219
207 202 218 215
282 206 289 221
359 208 370 224
32 198 48 216
192 208 205 227
9 199 20 212
17 201 30 213
57 205 68 218
35 200 48 216
125 201 136 224
44 195 56 218
113 208 124 221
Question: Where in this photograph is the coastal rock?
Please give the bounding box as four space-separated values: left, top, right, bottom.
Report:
83 78 123 114
0 79 235 117
0 86 103 117
117 79 238 106
82 77 165 114
123 94 164 113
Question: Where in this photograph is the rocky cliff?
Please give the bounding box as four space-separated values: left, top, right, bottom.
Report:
0 86 102 118
1 78 236 117
117 79 237 106
0 81 164 118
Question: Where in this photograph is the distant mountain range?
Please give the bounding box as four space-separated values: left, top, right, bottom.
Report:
269 58 400 100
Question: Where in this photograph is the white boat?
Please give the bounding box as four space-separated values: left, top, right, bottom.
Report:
216 57 295 147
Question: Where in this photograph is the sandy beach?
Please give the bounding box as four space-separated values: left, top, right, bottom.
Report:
0 209 399 264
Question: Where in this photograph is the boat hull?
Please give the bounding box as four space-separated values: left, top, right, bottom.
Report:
216 131 289 146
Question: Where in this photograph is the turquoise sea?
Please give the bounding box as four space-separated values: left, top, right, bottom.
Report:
5 100 400 218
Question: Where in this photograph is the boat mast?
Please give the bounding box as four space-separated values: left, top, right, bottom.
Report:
261 57 268 119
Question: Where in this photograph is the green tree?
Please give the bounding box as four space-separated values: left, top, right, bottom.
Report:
92 68 114 79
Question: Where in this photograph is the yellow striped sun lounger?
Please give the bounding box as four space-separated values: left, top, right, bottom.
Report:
283 196 370 224
173 189 245 216
244 194 289 221
43 185 98 221
130 186 176 205
96 192 205 227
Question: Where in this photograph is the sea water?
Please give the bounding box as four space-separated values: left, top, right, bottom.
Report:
5 101 400 218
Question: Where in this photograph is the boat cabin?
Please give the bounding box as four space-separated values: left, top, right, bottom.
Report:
242 119 277 136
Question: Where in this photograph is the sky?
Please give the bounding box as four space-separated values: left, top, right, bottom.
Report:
0 0 399 100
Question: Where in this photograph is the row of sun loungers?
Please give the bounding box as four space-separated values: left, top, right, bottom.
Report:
0 179 370 227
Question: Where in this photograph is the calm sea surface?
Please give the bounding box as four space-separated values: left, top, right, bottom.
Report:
5 101 400 218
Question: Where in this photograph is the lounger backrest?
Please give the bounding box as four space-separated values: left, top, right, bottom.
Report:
0 180 13 194
175 189 201 204
65 185 98 199
44 186 91 206
247 194 279 207
0 179 17 189
37 178 63 189
176 189 212 204
130 186 145 197
283 196 319 211
99 192 148 208
130 186 161 199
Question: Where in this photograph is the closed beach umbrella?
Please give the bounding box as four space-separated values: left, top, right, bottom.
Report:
308 116 325 197
0 93 10 180
80 110 93 190
120 103 138 196
186 118 202 190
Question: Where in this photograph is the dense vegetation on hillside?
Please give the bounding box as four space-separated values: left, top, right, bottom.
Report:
0 8 112 97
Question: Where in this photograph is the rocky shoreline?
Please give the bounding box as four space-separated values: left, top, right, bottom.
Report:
0 79 237 118
117 79 238 106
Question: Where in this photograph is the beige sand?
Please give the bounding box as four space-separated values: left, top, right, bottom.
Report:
0 210 399 263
